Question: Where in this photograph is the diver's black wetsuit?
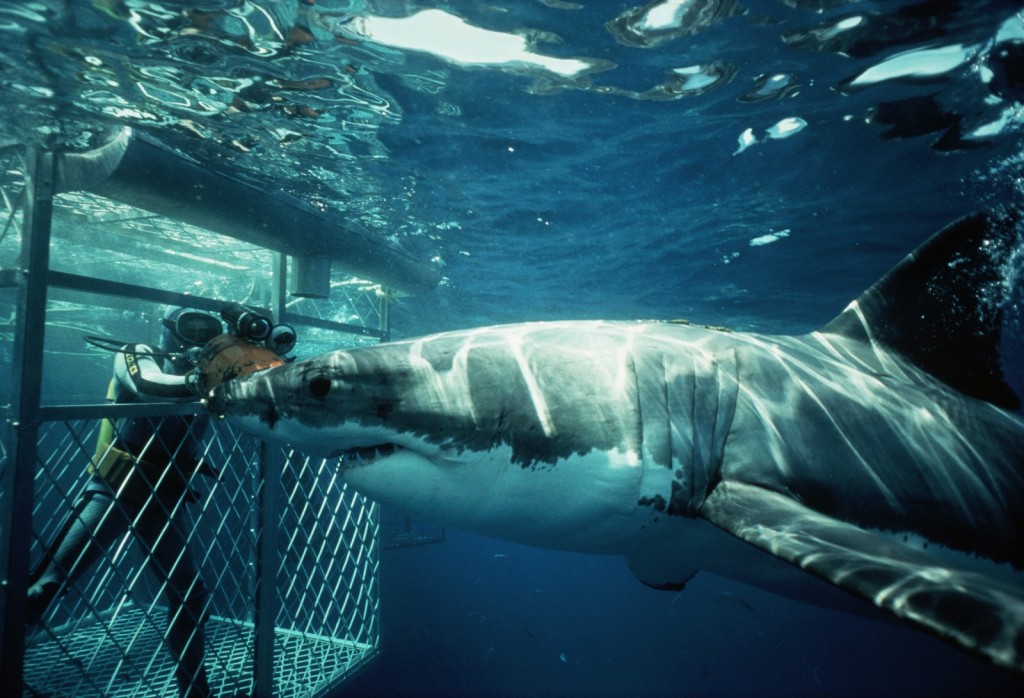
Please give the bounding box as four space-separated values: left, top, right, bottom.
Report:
27 343 213 698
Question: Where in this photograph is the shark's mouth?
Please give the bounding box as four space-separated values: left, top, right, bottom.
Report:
341 443 398 465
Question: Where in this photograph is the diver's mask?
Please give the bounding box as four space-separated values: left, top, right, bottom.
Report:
163 311 224 349
161 308 225 371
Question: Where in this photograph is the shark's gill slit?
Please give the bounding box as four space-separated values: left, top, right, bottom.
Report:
260 403 279 429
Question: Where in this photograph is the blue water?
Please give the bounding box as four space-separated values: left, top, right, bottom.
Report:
342 530 1023 697
337 3 1024 695
3 0 1024 695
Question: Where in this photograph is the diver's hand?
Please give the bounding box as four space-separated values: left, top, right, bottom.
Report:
184 370 204 398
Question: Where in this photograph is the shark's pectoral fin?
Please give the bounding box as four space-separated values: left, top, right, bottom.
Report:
700 480 1024 673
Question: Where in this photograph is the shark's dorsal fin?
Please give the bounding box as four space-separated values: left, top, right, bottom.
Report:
823 207 1022 410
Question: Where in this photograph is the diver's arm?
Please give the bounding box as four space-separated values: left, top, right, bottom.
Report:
114 343 195 401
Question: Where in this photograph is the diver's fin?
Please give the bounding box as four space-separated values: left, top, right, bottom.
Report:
700 480 1024 673
822 207 1021 409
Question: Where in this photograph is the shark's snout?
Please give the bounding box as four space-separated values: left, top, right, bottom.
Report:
205 369 274 422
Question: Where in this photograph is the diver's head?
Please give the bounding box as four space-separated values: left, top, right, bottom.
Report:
159 307 223 374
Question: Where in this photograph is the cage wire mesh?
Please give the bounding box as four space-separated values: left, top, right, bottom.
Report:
2 151 384 697
285 281 389 358
288 279 386 331
21 385 380 698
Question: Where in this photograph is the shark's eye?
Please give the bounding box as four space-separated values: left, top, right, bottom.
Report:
309 376 332 398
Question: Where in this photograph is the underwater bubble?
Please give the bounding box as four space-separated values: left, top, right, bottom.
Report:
766 117 808 139
738 73 800 102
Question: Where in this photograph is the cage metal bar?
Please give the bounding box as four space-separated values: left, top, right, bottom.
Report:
46 271 228 316
49 268 386 341
254 442 283 698
379 289 391 342
39 403 201 422
271 252 287 324
1 146 56 693
280 310 386 340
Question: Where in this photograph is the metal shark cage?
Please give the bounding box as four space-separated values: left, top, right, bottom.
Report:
0 143 403 697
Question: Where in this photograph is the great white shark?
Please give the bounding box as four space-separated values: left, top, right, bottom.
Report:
208 208 1024 672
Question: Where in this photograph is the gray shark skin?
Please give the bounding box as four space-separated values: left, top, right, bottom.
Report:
209 208 1024 672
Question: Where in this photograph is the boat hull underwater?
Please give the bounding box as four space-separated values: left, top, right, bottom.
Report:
207 208 1024 673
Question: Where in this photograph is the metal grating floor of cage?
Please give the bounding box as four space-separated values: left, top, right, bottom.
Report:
22 605 377 698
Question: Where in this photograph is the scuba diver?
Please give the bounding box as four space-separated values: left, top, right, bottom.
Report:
26 306 224 698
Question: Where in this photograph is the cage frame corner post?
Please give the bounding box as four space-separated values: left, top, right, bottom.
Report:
0 146 56 694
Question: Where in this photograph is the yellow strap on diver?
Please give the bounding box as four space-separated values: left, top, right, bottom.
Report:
90 378 117 471
89 378 140 486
